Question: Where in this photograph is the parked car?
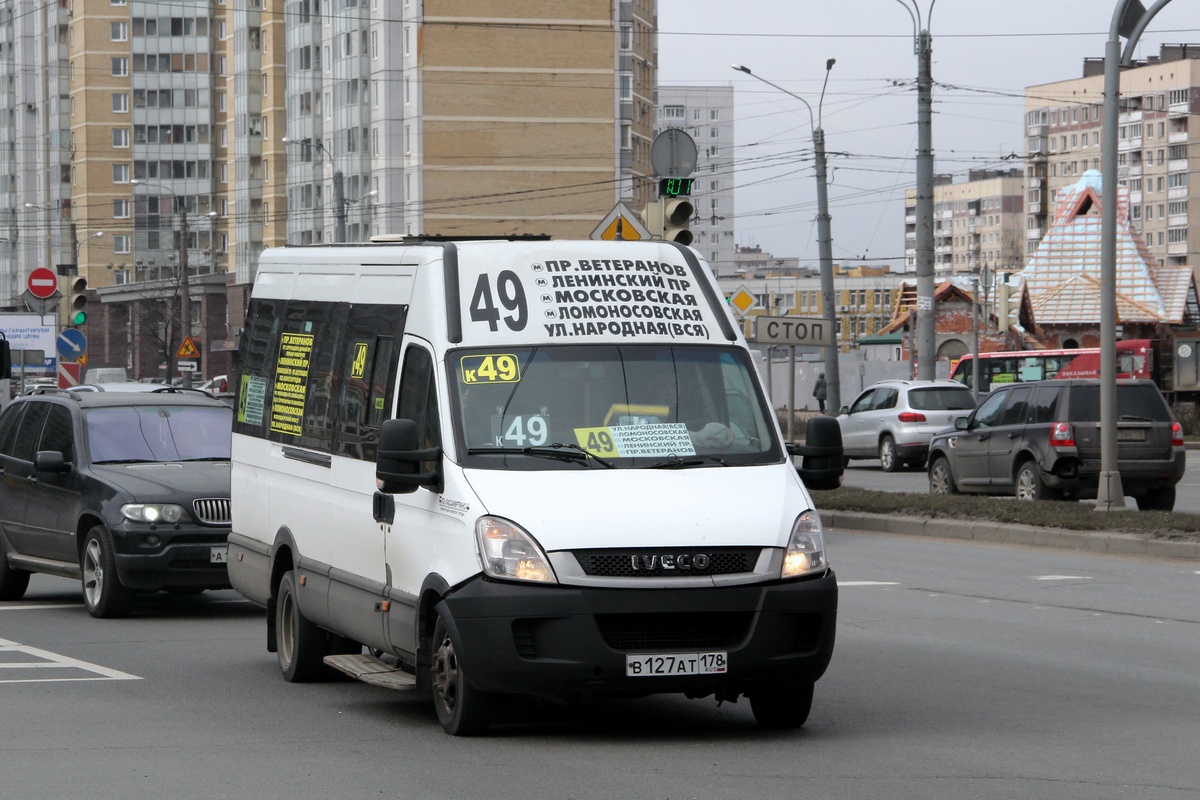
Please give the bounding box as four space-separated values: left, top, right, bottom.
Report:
926 379 1184 509
837 380 977 472
0 388 234 616
66 382 175 393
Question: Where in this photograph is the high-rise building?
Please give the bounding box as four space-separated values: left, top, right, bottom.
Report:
656 85 735 275
903 169 1025 279
1025 45 1200 271
1 0 655 378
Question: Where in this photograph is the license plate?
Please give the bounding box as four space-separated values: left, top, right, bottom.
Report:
1117 428 1146 441
626 651 727 677
210 546 228 564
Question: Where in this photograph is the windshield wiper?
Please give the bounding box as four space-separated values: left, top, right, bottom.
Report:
646 454 727 469
467 443 614 468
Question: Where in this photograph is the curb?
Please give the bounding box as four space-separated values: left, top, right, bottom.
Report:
824 511 1200 562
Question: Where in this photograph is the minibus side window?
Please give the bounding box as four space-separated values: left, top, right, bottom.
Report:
335 303 405 461
233 298 283 438
284 301 347 453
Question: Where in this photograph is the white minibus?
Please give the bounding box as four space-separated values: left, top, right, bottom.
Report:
228 237 841 735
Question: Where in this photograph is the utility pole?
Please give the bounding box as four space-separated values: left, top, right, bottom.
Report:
178 204 192 389
333 170 346 243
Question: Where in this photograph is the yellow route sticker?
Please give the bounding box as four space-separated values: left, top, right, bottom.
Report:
575 424 696 458
461 354 521 384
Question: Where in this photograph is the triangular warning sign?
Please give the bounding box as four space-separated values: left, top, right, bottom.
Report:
177 336 201 358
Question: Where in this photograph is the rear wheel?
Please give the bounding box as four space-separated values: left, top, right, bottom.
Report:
879 436 898 473
276 570 325 682
1136 486 1176 512
80 526 134 618
1015 462 1059 501
0 536 31 601
928 457 958 495
750 682 815 730
431 613 491 736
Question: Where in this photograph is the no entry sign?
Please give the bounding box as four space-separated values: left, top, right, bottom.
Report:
28 267 59 299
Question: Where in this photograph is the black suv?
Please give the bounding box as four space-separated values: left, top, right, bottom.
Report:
0 388 233 616
926 379 1184 509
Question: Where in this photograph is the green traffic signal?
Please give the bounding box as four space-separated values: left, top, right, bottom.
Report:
70 310 87 326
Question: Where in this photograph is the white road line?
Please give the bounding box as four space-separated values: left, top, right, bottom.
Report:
839 581 901 586
1033 575 1093 581
0 638 141 682
0 603 85 611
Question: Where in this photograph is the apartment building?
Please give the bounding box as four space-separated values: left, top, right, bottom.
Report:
720 265 904 351
656 85 736 275
903 169 1025 278
1 0 655 377
1025 44 1200 270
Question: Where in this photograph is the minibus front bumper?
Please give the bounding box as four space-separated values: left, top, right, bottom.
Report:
439 571 838 700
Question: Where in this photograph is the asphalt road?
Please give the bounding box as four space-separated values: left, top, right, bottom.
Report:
840 449 1200 514
3 533 1198 800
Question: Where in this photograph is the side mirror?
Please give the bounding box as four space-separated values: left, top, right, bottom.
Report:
34 450 69 473
955 416 970 431
0 337 10 380
787 415 844 491
376 418 442 494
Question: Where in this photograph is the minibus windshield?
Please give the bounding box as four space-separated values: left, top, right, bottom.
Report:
449 344 782 470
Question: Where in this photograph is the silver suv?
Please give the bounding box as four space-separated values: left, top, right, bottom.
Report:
837 380 977 472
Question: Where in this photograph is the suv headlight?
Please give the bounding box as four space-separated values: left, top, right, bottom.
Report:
121 503 185 524
782 510 828 579
475 516 558 584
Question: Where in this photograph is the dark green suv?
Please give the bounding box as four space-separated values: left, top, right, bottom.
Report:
926 379 1185 510
0 388 233 616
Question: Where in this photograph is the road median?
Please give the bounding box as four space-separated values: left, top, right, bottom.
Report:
825 510 1200 562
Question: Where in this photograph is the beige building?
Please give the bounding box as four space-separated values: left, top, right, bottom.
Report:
1025 45 1200 271
3 0 655 377
904 169 1026 279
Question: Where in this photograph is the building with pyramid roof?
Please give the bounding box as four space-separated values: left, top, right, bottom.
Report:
1021 170 1198 346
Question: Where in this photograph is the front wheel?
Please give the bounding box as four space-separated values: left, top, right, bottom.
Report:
750 682 814 730
879 436 898 473
431 613 491 736
928 457 958 495
276 570 325 682
1015 462 1058 501
81 526 134 618
1136 486 1176 512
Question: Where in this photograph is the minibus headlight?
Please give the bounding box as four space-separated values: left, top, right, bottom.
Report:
474 516 558 584
121 503 185 524
781 510 828 579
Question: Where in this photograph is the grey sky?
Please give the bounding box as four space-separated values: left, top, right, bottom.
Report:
657 1 1199 269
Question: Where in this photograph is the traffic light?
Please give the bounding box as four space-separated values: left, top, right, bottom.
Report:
69 276 88 327
641 200 664 239
663 198 694 245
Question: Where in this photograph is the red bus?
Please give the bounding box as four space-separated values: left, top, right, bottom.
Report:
949 340 1154 393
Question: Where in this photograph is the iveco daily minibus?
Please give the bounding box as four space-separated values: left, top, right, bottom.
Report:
227 237 839 735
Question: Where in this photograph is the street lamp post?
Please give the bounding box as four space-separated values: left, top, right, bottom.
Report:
732 60 841 414
1098 0 1174 510
893 0 938 380
282 136 347 243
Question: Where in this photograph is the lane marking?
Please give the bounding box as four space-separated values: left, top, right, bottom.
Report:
1033 575 1093 581
0 637 141 683
0 603 85 611
839 581 901 586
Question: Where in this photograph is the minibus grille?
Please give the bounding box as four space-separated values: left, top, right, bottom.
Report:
596 612 752 651
193 498 231 525
573 548 760 578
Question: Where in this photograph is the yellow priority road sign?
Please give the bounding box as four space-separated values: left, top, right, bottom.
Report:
591 202 652 241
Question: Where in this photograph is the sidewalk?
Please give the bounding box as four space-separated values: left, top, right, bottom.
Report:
824 510 1200 562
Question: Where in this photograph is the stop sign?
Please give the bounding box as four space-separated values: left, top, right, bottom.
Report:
28 267 58 299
